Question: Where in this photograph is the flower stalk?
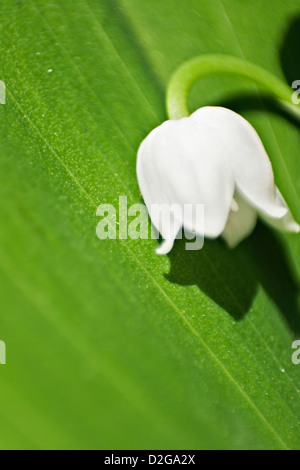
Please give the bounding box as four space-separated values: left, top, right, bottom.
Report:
167 54 300 120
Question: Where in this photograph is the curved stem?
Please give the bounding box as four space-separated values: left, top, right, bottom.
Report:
166 54 300 120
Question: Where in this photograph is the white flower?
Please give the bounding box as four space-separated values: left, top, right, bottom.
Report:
137 107 299 254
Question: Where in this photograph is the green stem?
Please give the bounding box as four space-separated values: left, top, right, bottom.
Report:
166 54 300 120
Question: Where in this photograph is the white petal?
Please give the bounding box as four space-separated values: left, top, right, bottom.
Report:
154 205 182 255
222 192 257 248
156 238 176 255
191 107 289 219
137 114 235 241
258 187 300 233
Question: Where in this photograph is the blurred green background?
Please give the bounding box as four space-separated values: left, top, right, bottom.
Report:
0 0 300 449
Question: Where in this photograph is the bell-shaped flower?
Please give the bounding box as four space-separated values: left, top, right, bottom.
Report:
137 106 299 254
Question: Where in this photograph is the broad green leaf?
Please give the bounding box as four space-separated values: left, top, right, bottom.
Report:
0 0 300 449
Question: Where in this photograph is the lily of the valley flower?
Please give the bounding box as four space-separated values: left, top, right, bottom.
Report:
137 106 299 254
137 54 300 254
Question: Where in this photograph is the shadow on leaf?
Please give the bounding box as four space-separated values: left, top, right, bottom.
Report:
166 224 300 335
